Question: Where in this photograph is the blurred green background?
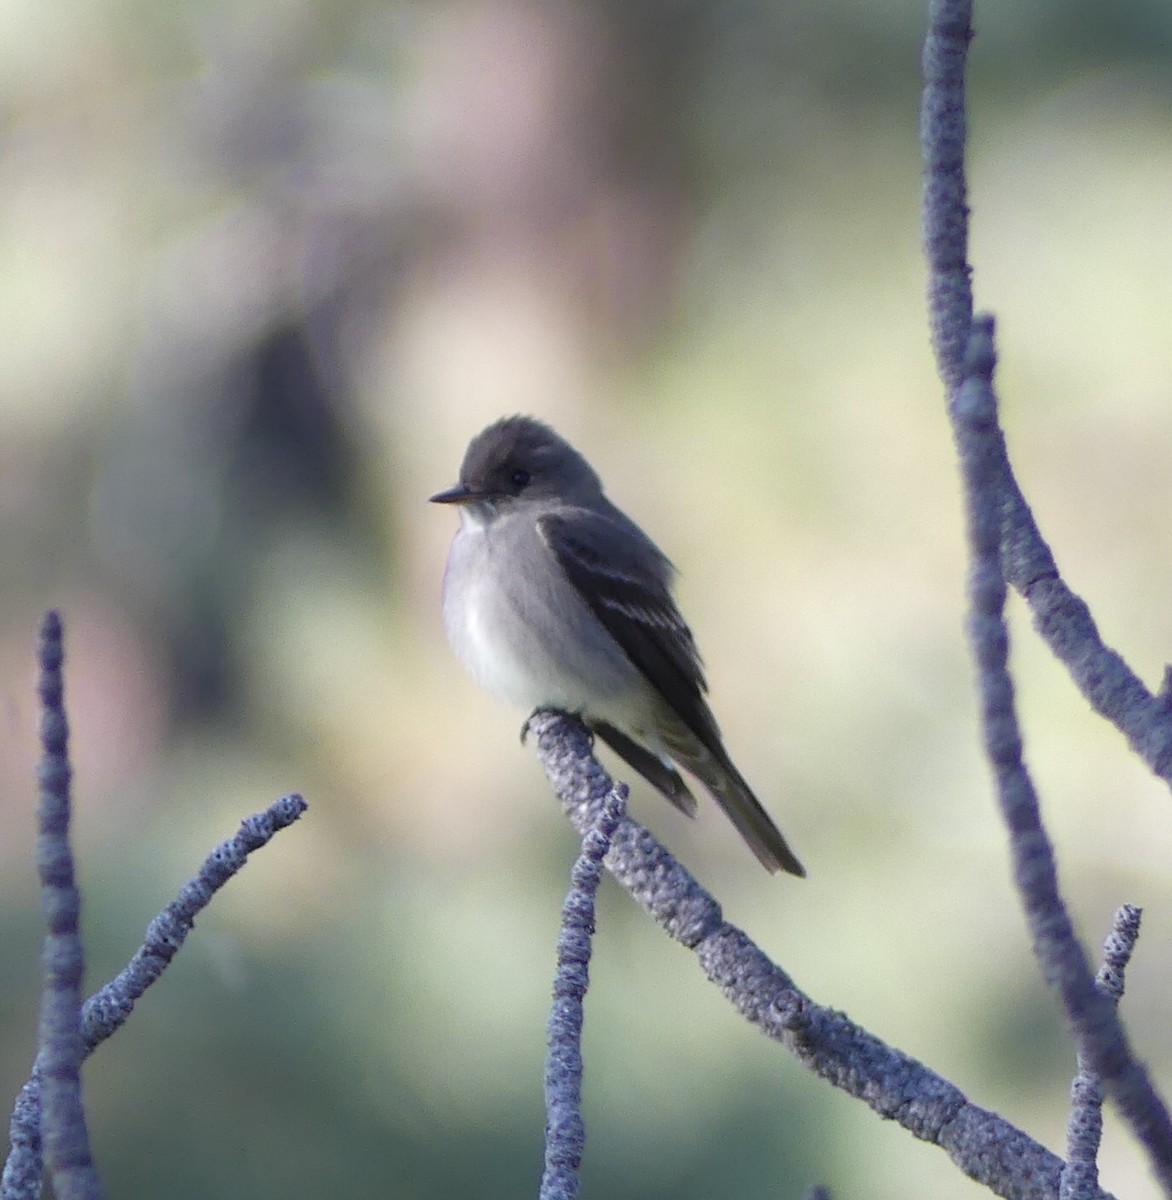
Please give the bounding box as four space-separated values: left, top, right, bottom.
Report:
3 0 1172 1196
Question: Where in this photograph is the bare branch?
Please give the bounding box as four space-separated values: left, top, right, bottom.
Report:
1000 510 1172 787
525 710 1114 1200
921 0 1172 789
921 0 975 393
923 0 1172 1174
951 314 1172 1188
3 749 307 1200
540 783 626 1200
1060 906 1144 1200
32 612 101 1200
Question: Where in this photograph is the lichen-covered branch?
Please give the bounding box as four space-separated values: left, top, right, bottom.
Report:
525 710 1113 1200
950 316 1172 1189
3 616 308 1200
921 0 1172 789
31 612 101 1200
923 0 1172 1179
539 784 626 1200
1060 906 1143 1200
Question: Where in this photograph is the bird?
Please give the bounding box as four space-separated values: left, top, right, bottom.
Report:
430 415 805 877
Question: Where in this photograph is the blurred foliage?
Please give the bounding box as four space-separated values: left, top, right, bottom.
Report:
3 0 1172 1197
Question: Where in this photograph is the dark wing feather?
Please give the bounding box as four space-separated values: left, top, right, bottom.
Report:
590 721 698 816
537 509 723 755
541 508 806 878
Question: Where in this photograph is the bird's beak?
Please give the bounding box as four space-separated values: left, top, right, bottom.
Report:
429 482 480 505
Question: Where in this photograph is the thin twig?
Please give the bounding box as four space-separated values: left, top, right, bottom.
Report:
921 0 975 393
539 784 626 1200
952 317 1172 1188
525 710 1116 1200
923 0 1172 1171
3 790 308 1200
32 612 101 1200
921 0 1172 788
1060 906 1143 1200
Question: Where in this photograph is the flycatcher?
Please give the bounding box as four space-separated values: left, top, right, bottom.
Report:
431 415 805 877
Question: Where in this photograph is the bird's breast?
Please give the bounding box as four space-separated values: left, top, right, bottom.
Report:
442 521 642 715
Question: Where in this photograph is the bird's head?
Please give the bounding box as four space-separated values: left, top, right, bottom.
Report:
430 416 603 519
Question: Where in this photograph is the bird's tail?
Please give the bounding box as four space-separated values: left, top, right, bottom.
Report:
662 719 806 877
590 721 699 817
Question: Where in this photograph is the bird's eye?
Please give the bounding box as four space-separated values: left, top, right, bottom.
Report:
510 469 531 488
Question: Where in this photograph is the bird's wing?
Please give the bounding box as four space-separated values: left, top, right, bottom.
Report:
590 721 698 816
537 509 723 754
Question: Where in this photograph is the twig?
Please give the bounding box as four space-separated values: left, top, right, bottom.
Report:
1060 906 1143 1200
539 784 626 1200
525 710 1115 1200
952 316 1172 1188
921 0 975 394
3 777 307 1200
923 0 1172 1174
920 0 1172 788
32 612 101 1200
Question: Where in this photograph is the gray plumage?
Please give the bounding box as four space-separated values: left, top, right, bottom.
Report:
431 415 805 877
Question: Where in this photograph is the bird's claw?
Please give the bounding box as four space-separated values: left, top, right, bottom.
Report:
519 711 537 745
520 708 593 746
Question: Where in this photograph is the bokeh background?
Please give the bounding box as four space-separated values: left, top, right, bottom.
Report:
3 0 1172 1196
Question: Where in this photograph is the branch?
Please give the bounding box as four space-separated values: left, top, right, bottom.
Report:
951 318 1172 1187
922 0 1172 1179
4 706 307 1200
32 612 101 1200
525 710 1113 1200
539 783 626 1200
1060 906 1143 1200
921 0 1172 789
921 0 974 394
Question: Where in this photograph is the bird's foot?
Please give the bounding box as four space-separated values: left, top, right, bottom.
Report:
519 708 591 746
519 711 537 745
